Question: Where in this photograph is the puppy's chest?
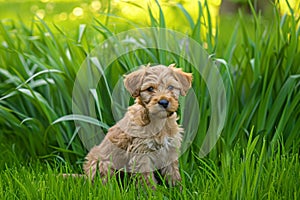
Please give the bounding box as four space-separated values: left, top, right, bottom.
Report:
127 130 181 153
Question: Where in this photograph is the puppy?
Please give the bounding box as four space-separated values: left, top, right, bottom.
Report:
84 64 192 187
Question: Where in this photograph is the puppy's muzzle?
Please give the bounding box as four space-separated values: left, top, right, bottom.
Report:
158 99 169 109
158 99 175 117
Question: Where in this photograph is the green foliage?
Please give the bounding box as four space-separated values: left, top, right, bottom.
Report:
218 6 300 156
0 19 88 163
0 0 299 168
0 0 299 198
0 144 299 199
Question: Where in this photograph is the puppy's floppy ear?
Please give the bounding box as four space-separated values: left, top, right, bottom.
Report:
169 64 193 96
124 67 146 97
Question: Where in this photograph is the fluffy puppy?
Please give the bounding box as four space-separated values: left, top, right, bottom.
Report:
84 64 192 187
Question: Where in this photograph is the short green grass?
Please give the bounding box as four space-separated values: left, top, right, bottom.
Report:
0 0 299 199
1 141 299 199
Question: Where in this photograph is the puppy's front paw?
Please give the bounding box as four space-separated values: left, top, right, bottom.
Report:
135 172 157 190
167 171 181 187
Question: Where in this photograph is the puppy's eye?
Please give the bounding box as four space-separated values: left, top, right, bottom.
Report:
167 85 174 90
146 86 154 92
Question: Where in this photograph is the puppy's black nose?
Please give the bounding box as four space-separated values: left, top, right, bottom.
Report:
158 99 169 109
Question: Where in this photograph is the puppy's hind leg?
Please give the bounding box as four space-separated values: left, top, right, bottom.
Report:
84 158 114 184
84 159 98 182
98 160 115 184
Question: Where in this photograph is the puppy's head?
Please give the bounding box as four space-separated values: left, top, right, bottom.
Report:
124 64 192 118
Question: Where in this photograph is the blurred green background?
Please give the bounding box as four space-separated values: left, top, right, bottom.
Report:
1 0 297 25
1 0 297 52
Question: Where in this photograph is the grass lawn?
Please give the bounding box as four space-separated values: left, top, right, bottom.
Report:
1 146 299 199
0 0 299 199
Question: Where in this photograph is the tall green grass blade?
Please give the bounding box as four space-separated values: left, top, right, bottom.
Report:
265 75 300 136
155 0 166 29
0 21 15 49
52 114 109 130
90 89 103 122
191 1 202 43
176 3 195 28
